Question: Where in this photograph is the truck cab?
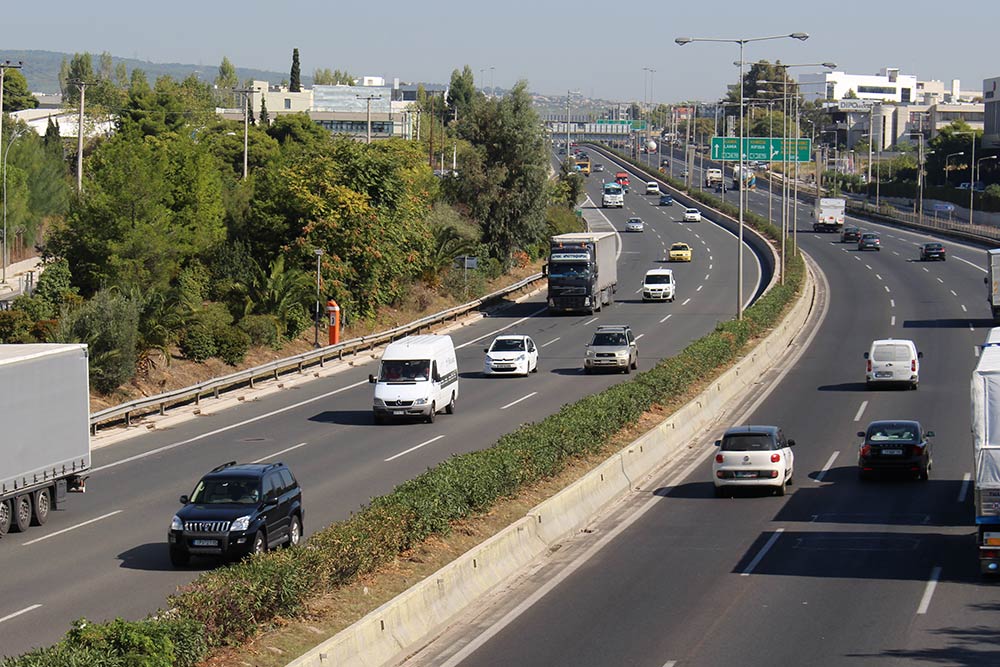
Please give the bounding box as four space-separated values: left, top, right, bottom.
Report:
614 172 630 192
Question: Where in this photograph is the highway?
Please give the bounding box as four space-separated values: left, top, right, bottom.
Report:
0 150 761 656
403 146 999 666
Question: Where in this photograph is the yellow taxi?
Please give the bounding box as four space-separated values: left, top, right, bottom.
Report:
669 242 692 262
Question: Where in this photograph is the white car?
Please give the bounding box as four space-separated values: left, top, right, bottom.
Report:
642 268 675 302
645 181 660 195
713 425 795 497
683 207 702 222
483 335 538 376
625 217 645 232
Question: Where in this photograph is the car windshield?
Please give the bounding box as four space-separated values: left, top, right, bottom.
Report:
548 261 590 279
873 344 912 362
379 359 430 382
592 332 627 346
628 219 642 224
490 338 525 352
686 209 698 214
671 244 688 251
721 434 776 451
862 234 878 240
190 478 260 504
645 274 672 285
924 244 943 250
867 424 919 443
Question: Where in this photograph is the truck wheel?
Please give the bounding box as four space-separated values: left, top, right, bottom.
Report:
32 488 50 526
12 495 31 532
169 547 190 567
0 499 11 537
426 403 436 423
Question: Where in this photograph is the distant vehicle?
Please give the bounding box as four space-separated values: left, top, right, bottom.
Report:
857 420 933 481
713 425 795 497
574 156 591 176
858 232 881 251
988 249 1000 320
958 182 971 190
370 334 459 423
840 226 862 243
659 193 674 206
919 243 946 261
669 242 692 262
704 168 723 188
483 335 538 377
615 171 630 192
645 181 660 195
683 207 702 222
680 169 689 178
584 325 638 374
625 217 645 232
813 197 846 233
602 182 625 208
593 163 605 173
641 268 675 302
558 148 566 155
732 166 756 190
865 338 921 390
661 158 670 167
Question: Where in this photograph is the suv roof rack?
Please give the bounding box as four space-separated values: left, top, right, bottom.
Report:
210 461 238 473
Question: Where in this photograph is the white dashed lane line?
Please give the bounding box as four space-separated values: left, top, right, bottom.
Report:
660 313 673 323
704 274 710 281
962 305 968 312
541 337 560 348
854 401 868 422
865 264 872 270
950 290 957 296
583 317 599 326
682 298 691 305
916 566 942 615
891 315 896 326
815 451 840 483
923 267 930 272
385 435 445 462
697 285 703 292
500 392 537 411
890 299 895 308
0 604 42 625
884 286 891 293
937 277 944 284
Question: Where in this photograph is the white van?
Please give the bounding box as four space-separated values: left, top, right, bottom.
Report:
370 334 459 423
641 268 675 302
645 181 660 195
865 338 921 389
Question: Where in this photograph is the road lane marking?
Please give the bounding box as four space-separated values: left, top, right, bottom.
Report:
709 264 713 270
876 274 883 280
956 255 987 272
636 333 645 340
660 314 673 323
891 315 896 326
696 285 703 292
682 298 691 305
916 566 942 615
892 251 900 256
541 337 561 348
937 277 944 283
22 510 123 546
501 392 537 410
635 287 642 294
951 290 958 296
815 451 840 483
583 317 599 326
890 299 895 308
704 274 710 281
866 264 872 270
855 256 861 261
741 529 784 576
455 306 550 350
252 442 308 464
958 473 972 502
884 286 891 293
854 401 868 422
962 304 968 312
0 604 42 625
385 435 445 462
923 267 929 272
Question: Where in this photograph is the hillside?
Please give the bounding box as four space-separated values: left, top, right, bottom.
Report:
3 49 309 94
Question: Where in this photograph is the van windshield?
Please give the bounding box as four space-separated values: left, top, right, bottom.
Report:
379 359 430 382
645 274 672 285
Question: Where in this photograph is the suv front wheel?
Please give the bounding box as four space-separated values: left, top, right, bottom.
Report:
286 515 302 548
251 529 266 556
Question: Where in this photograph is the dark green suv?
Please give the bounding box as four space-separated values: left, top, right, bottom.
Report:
168 461 304 566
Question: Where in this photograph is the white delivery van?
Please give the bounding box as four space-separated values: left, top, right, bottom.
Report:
865 338 921 390
641 268 675 302
370 334 459 423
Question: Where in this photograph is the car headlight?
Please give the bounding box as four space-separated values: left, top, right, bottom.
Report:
615 350 629 358
413 398 428 405
586 349 595 357
171 515 183 531
230 515 252 532
516 354 526 361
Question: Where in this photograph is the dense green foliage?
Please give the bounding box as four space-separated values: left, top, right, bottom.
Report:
2 68 37 111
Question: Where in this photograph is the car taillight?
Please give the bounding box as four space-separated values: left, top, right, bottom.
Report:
715 454 724 464
982 549 999 559
860 445 871 457
910 444 924 456
912 360 916 372
771 453 781 463
867 360 872 372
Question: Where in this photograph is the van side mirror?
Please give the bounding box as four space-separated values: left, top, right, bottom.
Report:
714 440 722 447
368 374 376 383
787 439 796 447
863 352 869 360
179 495 189 504
856 431 866 438
917 351 923 359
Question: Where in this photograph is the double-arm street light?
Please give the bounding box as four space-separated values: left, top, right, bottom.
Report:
676 33 808 318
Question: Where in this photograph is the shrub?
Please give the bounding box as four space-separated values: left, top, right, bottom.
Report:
0 309 34 343
215 327 251 365
283 303 311 340
56 289 141 394
238 314 281 349
179 324 216 362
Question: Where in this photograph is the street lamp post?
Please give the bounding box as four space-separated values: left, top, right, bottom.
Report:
3 127 27 283
954 130 978 226
313 249 324 348
677 32 810 319
945 151 965 186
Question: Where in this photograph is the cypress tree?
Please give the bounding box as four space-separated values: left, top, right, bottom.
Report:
260 95 269 126
289 48 301 92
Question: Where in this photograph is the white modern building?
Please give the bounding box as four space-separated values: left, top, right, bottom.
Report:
984 76 1000 149
799 67 918 104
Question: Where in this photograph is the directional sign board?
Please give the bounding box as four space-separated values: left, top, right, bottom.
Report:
711 137 812 162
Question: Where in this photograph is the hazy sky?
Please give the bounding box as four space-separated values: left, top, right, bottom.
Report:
4 0 998 102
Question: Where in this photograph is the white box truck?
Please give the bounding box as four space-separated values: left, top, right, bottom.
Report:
1 344 90 538
813 197 846 232
987 249 1000 320
545 232 618 314
971 332 1000 573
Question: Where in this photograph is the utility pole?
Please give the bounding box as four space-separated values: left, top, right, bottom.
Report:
71 79 93 193
0 61 25 199
357 94 382 144
233 87 257 180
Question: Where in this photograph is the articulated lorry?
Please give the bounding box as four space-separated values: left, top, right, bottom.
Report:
987 249 1000 320
602 182 624 208
813 197 846 233
0 344 91 538
732 166 756 190
545 232 618 314
971 331 1000 574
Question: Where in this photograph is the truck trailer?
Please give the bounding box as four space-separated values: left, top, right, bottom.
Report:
971 331 1000 573
813 197 846 233
987 249 1000 320
546 232 618 314
0 344 91 538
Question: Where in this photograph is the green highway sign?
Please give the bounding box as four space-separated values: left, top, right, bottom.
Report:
596 119 632 125
631 120 647 130
711 137 812 162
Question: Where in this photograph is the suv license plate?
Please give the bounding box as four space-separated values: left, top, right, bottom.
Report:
192 539 218 547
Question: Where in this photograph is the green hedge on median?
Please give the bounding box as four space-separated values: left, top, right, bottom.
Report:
9 170 804 663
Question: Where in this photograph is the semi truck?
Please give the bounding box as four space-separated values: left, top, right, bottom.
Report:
602 182 624 208
813 197 846 233
545 232 618 314
0 344 91 538
732 166 756 190
988 249 1000 320
971 330 1000 574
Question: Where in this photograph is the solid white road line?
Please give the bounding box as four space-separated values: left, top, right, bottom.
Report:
741 529 784 576
815 451 840 483
455 306 550 350
958 473 972 502
22 510 124 546
583 316 599 326
0 604 42 625
916 566 942 615
541 337 561 348
501 392 538 411
252 442 308 464
385 435 445 462
660 313 673 323
854 401 869 422
682 298 691 305
662 662 678 667
956 255 987 272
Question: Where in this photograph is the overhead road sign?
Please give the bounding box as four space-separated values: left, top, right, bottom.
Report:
711 137 812 162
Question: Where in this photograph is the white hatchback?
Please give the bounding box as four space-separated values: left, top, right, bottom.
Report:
645 181 660 195
713 425 795 497
683 208 702 222
483 335 538 377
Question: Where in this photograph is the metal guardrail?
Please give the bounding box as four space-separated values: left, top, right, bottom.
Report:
90 272 544 433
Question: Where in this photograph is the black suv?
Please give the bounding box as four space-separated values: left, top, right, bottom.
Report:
168 462 304 566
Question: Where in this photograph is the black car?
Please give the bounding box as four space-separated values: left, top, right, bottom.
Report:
841 226 861 243
857 420 934 480
919 242 946 261
858 232 881 251
659 193 674 206
168 461 304 566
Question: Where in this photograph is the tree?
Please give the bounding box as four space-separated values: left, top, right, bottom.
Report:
2 69 38 111
313 68 355 85
724 60 797 106
215 56 238 107
927 120 982 186
843 88 858 99
447 65 477 118
63 53 95 104
289 48 301 92
260 95 269 126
